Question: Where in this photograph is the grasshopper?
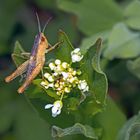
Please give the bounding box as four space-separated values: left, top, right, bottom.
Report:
5 14 61 94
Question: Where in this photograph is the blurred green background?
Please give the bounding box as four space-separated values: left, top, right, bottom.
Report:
0 0 140 140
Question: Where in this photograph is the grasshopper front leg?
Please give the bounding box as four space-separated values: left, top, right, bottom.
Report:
46 42 62 53
5 60 29 83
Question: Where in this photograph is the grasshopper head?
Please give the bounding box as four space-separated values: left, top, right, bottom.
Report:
40 33 49 49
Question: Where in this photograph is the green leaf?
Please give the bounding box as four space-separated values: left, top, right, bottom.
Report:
56 30 74 62
52 123 100 139
124 0 140 30
127 56 140 79
57 0 122 35
94 97 126 140
12 41 29 67
80 38 108 115
104 23 140 59
117 111 140 140
80 31 110 55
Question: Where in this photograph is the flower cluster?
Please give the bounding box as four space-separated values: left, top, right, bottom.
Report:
41 48 89 117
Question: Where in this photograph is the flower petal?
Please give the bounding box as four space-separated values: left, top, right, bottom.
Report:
45 104 53 109
73 48 80 53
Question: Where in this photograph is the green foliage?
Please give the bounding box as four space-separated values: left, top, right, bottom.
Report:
117 111 140 140
12 41 28 66
10 30 109 139
52 123 100 139
57 0 122 35
1 0 140 140
124 0 140 30
94 97 126 140
7 29 128 140
127 57 140 79
80 31 109 55
0 0 24 55
0 85 52 140
103 23 140 59
80 38 107 115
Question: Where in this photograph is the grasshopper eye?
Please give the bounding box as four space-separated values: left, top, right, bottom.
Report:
41 36 45 42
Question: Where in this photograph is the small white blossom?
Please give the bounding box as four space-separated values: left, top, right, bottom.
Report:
44 73 50 79
56 65 63 73
45 100 63 117
40 81 47 86
53 72 58 76
62 62 69 69
49 63 56 70
78 80 89 92
73 48 80 53
55 59 61 65
44 85 49 89
62 72 69 79
71 48 83 63
48 83 54 88
48 76 54 82
68 77 75 83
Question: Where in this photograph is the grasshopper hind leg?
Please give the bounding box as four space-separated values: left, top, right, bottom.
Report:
5 60 29 83
18 63 43 94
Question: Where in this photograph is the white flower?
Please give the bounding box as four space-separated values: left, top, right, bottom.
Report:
55 59 61 65
49 63 56 70
48 76 54 82
48 83 54 88
56 65 63 73
71 48 83 63
78 80 89 92
44 73 50 79
62 72 69 79
40 81 47 86
45 100 63 117
73 48 80 53
44 85 49 89
62 62 69 69
53 72 58 76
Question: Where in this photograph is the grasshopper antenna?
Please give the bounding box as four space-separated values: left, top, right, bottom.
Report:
36 12 41 33
42 17 52 33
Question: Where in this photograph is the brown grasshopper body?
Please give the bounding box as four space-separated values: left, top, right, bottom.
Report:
5 33 49 94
